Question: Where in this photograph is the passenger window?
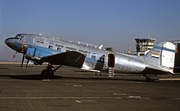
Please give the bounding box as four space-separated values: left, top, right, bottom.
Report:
57 47 61 51
48 45 53 49
91 55 96 59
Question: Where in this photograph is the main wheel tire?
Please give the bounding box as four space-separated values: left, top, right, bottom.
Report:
146 77 154 82
41 69 48 79
41 69 54 79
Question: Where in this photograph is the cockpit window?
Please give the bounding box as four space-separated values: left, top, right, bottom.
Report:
19 36 23 40
15 34 24 40
15 35 20 39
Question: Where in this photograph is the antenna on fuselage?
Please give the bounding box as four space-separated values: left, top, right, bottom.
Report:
98 45 103 50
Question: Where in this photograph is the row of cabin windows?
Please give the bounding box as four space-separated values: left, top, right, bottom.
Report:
48 45 61 51
36 39 103 60
48 45 78 52
48 45 100 60
36 41 44 44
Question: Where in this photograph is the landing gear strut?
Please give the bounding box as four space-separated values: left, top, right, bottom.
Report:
41 63 62 79
143 74 154 82
94 71 102 76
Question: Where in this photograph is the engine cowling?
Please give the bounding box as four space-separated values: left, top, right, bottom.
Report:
25 47 54 61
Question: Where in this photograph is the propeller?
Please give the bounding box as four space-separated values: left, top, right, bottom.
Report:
20 54 29 68
20 41 29 68
26 59 29 68
21 54 25 68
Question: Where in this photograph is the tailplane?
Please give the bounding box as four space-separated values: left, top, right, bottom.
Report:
144 41 176 73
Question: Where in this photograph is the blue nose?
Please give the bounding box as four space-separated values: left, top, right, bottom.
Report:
4 37 17 49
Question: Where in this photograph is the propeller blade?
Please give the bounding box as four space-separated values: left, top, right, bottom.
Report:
26 59 29 68
21 54 25 68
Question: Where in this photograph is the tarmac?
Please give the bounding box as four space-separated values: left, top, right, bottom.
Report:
0 64 180 111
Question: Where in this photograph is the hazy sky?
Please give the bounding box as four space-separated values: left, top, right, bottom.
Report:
0 0 180 60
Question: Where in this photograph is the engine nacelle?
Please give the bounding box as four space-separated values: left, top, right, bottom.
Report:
25 47 55 61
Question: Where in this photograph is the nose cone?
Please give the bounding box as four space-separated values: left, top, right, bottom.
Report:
4 37 17 50
4 38 13 47
4 38 10 45
4 37 23 52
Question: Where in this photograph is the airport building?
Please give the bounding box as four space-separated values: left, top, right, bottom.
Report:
135 38 156 56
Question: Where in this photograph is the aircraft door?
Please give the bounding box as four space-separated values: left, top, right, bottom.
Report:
94 55 105 70
107 53 115 68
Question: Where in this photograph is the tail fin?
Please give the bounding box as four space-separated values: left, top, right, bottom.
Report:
144 41 176 73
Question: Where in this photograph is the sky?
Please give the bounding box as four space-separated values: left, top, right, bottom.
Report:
0 0 180 61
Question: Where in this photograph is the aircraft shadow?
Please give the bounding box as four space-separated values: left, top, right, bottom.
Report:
61 76 160 82
0 74 159 82
0 74 62 80
0 68 10 70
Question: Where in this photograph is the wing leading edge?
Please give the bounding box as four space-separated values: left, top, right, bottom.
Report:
41 51 86 67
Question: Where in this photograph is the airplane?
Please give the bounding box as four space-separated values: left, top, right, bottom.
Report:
4 33 178 81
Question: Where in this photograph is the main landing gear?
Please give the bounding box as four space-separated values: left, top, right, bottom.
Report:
143 74 154 82
41 63 62 79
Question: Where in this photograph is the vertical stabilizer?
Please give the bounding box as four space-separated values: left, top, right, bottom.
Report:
144 42 176 73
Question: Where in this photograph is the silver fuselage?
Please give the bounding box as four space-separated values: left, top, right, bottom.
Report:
4 33 152 74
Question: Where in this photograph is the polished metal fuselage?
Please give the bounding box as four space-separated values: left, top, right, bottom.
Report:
5 33 163 74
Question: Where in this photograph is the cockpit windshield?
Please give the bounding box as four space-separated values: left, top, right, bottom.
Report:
15 34 24 40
